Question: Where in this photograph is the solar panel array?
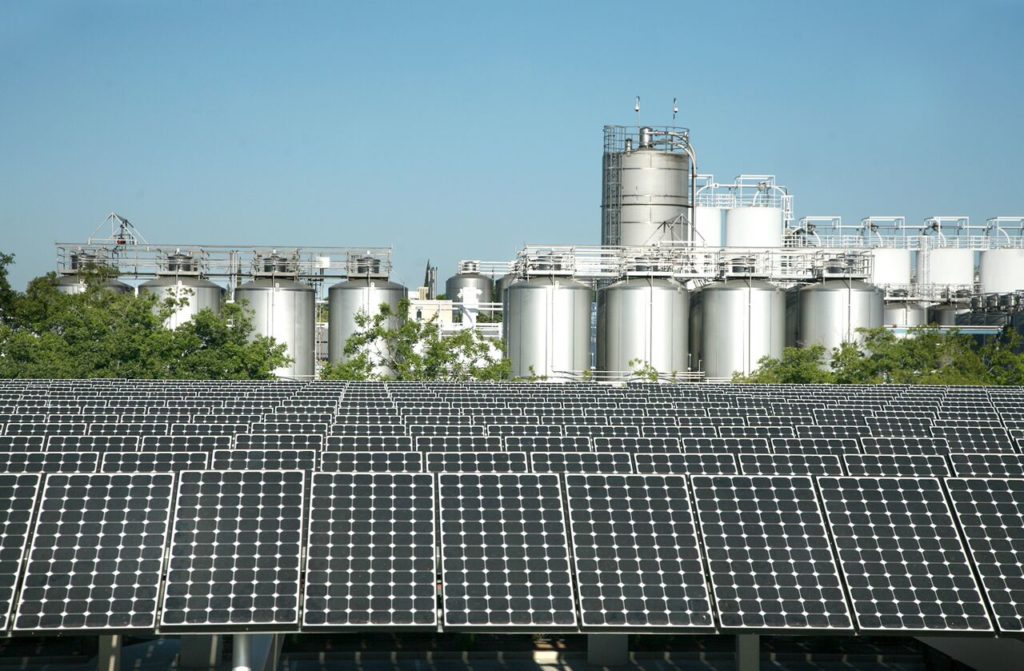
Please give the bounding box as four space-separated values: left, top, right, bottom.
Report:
0 380 1022 637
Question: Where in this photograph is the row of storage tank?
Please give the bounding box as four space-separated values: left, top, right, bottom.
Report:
503 275 906 380
56 273 407 380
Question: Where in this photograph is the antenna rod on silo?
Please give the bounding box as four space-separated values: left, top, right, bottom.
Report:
672 97 678 121
634 96 640 127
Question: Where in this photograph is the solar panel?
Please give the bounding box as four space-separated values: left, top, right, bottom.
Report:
438 473 576 629
88 422 168 437
607 415 675 427
796 425 865 440
304 472 436 628
0 474 41 630
592 436 680 453
528 452 633 474
865 417 931 437
842 454 950 478
119 413 191 425
562 425 640 438
13 473 174 632
210 449 317 471
414 435 503 453
949 453 1024 478
747 415 815 427
931 426 1012 453
319 451 423 472
669 426 718 439
859 436 949 455
817 476 992 633
160 470 305 630
100 451 208 473
564 474 713 628
141 435 232 452
814 410 870 426
502 435 591 453
0 451 98 473
719 426 795 439
770 437 860 456
325 435 414 451
945 478 1024 633
691 475 853 631
46 435 140 452
171 422 248 436
234 434 324 450
737 453 843 476
409 424 486 437
681 437 770 454
5 422 87 436
425 451 529 473
0 435 46 451
633 452 738 475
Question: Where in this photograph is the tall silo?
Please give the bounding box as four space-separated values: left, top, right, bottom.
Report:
505 276 592 380
798 279 884 352
55 252 132 295
601 126 692 247
694 207 724 246
724 207 784 247
140 254 224 329
234 255 315 379
696 279 785 379
328 277 407 371
596 276 688 378
979 249 1024 295
883 301 928 329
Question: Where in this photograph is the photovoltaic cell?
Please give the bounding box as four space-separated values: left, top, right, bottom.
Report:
949 453 1024 478
564 474 713 628
47 435 141 452
528 452 633 474
160 470 304 630
325 435 414 451
141 435 232 452
681 437 769 454
0 474 41 630
0 435 46 451
770 438 861 457
633 453 738 476
304 472 436 628
235 434 324 450
14 473 173 632
415 435 503 453
945 478 1024 632
438 473 576 628
842 454 950 478
593 436 680 453
99 451 208 473
859 437 949 456
320 451 423 473
0 451 98 473
691 475 852 631
503 436 591 453
737 453 843 477
817 476 992 633
931 426 1012 453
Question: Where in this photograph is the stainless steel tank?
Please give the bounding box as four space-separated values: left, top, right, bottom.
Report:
882 301 928 328
235 278 315 379
505 277 592 380
445 272 494 304
327 279 407 370
927 304 970 326
602 127 690 247
798 279 884 352
55 275 133 295
596 277 688 378
723 207 784 247
140 276 224 329
696 279 785 379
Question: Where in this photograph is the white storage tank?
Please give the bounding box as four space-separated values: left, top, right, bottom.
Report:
596 276 688 378
798 279 884 352
871 249 913 286
921 248 975 287
140 276 224 329
927 303 970 326
724 207 784 247
979 249 1024 294
327 278 407 370
883 301 928 328
235 278 316 379
55 275 133 295
505 277 592 380
694 207 724 246
695 279 785 379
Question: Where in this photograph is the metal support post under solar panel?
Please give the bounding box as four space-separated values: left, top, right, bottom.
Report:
98 635 121 671
179 635 222 670
587 634 628 666
736 634 759 671
233 634 251 671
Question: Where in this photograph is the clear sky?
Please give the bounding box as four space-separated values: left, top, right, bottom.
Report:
1 0 1022 291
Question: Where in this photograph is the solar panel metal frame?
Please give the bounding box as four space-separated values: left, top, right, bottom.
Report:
302 472 437 629
13 472 174 633
564 474 714 630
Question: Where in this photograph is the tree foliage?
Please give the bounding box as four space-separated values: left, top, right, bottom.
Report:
0 253 288 379
321 300 511 381
736 327 1024 385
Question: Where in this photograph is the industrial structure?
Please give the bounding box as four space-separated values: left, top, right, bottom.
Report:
56 123 1024 381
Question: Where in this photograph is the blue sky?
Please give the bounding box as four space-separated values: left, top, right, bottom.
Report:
1 0 1022 291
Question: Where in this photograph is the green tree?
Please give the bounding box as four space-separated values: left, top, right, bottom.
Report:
0 252 15 323
0 255 288 379
734 345 834 383
321 300 511 381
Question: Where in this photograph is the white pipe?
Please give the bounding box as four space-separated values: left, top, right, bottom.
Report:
233 634 252 671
